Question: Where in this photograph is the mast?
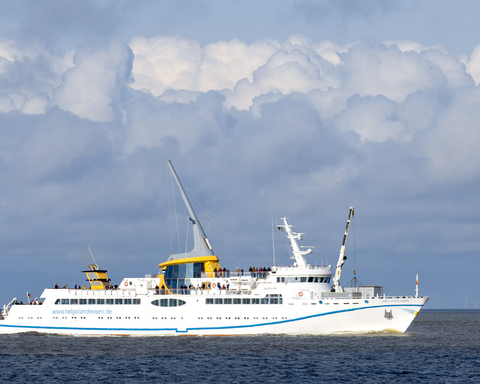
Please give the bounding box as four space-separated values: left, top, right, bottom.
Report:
278 217 311 268
166 160 214 260
333 206 354 293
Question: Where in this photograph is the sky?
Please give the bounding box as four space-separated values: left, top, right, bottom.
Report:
1 0 480 309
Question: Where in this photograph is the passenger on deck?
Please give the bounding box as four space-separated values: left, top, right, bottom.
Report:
55 283 58 289
214 267 218 277
221 285 226 290
82 285 86 290
161 285 166 295
236 267 240 276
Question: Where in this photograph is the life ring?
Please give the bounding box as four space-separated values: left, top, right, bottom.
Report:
212 283 217 288
298 292 303 297
124 281 128 287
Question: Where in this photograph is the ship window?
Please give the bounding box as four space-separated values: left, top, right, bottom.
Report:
252 299 260 304
319 277 324 282
301 277 307 282
261 298 269 304
115 299 123 305
325 277 331 283
224 298 232 304
308 277 314 282
270 298 279 304
151 299 185 307
124 299 132 305
193 263 204 278
215 298 222 304
97 299 105 305
79 299 87 305
106 299 114 305
178 264 186 278
133 299 141 305
206 298 213 304
242 298 250 304
88 299 95 305
61 299 69 305
71 299 78 305
54 299 60 305
186 263 193 278
233 298 241 305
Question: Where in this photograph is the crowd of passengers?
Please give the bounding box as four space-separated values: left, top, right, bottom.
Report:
213 266 271 277
51 265 273 293
12 300 43 305
54 283 120 290
158 283 231 295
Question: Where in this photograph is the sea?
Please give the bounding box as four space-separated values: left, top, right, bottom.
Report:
0 310 479 383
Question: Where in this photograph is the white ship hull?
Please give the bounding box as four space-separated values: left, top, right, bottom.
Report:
1 289 428 336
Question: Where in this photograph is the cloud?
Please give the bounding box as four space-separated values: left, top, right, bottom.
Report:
1 35 480 309
52 41 133 122
466 43 480 84
0 38 72 112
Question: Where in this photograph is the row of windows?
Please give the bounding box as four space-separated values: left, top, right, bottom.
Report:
206 297 283 305
276 276 331 283
164 263 204 279
150 299 186 307
55 298 141 305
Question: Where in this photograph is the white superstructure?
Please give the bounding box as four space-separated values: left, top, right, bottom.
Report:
0 161 428 336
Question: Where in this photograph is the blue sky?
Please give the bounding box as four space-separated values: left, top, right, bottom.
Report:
1 0 480 309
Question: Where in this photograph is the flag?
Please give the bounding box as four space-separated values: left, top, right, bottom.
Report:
27 292 31 298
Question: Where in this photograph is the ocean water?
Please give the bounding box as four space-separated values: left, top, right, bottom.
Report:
0 310 479 383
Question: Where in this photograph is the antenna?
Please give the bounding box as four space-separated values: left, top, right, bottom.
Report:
88 246 99 269
272 217 276 266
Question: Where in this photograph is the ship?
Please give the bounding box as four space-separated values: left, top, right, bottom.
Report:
0 160 428 335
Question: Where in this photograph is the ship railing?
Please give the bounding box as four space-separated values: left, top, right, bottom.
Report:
2 297 17 317
272 265 332 271
321 293 429 300
201 271 269 279
60 288 138 296
159 288 251 296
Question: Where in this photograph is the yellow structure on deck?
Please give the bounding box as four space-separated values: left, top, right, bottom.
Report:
82 264 112 290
